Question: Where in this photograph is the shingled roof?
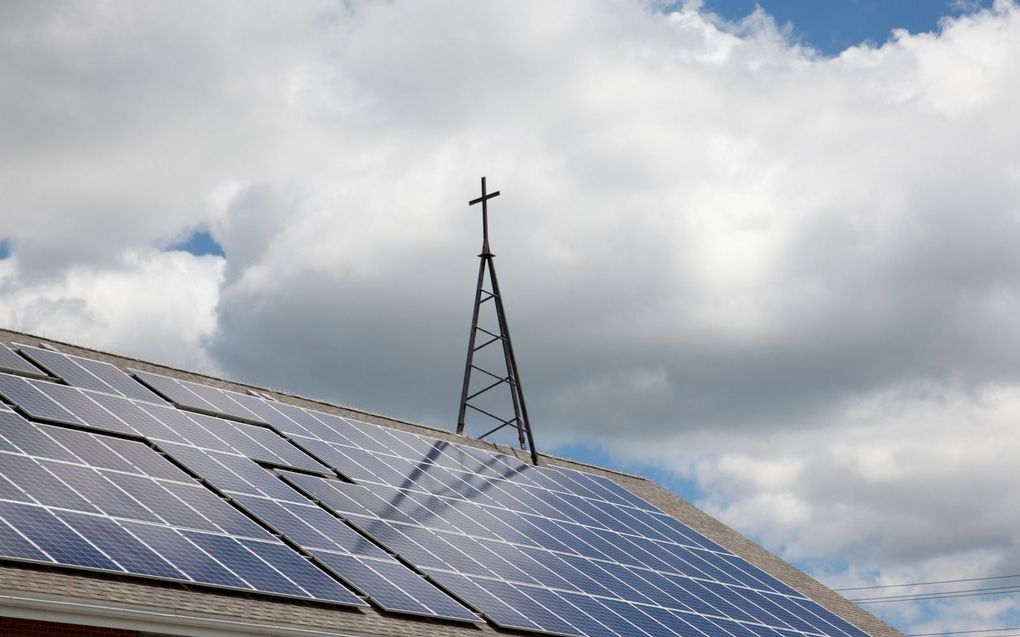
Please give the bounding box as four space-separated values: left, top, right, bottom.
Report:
0 327 901 637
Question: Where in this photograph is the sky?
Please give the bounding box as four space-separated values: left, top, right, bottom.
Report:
1 1 1019 635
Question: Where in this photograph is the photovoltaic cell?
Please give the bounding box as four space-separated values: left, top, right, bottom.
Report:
120 521 248 589
17 345 118 396
16 345 165 404
31 382 136 435
311 551 480 622
0 500 119 571
131 369 261 423
0 345 46 378
189 455 480 620
0 411 77 461
55 511 187 580
0 374 83 426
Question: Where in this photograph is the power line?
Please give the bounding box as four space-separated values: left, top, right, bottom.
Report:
836 574 1020 592
852 584 1020 604
909 631 1020 635
906 627 1020 636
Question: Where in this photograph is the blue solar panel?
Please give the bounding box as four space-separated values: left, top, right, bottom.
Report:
0 374 84 426
0 410 77 461
86 393 183 442
0 344 46 379
187 412 328 473
0 416 365 607
240 538 366 605
311 551 480 622
74 358 164 403
55 511 187 580
232 495 386 558
266 416 873 637
0 347 873 637
120 522 249 589
130 370 215 411
17 345 122 397
131 370 263 424
0 514 50 561
0 500 119 571
32 383 138 435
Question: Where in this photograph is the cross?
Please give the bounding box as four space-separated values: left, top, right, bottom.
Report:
469 176 500 255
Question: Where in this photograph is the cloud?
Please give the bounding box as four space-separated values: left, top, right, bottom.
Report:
2 0 1020 632
0 250 223 370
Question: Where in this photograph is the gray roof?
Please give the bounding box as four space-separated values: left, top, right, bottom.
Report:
0 328 901 637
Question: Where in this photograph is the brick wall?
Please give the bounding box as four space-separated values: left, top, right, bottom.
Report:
0 618 137 637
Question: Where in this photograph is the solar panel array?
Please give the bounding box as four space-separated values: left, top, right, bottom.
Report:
0 343 872 637
0 410 363 605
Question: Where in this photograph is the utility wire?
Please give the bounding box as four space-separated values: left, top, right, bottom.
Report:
852 585 1020 604
909 631 1020 635
836 574 1020 592
906 627 1020 636
852 583 1020 602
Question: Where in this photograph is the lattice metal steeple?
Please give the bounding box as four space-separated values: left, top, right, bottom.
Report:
456 177 539 465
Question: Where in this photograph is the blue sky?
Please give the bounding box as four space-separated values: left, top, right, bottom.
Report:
168 230 225 257
704 0 996 55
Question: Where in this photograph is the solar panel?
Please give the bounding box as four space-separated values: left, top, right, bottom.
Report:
0 344 47 379
0 346 871 637
131 369 263 422
0 412 363 607
0 374 330 476
16 344 163 403
158 442 480 622
0 374 84 426
267 414 871 637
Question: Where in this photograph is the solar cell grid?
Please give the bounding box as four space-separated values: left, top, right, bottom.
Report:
0 374 83 426
0 344 46 378
16 345 165 403
258 400 327 438
131 370 217 411
91 395 183 442
241 538 365 605
166 445 482 620
77 359 164 403
32 382 136 435
161 444 298 502
302 464 870 637
17 345 119 397
311 550 481 622
181 382 262 422
55 511 188 580
0 421 366 607
0 500 120 571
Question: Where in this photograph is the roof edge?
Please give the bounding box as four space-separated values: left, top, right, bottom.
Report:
0 589 367 637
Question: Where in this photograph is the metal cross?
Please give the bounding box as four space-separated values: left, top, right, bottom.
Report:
469 176 500 255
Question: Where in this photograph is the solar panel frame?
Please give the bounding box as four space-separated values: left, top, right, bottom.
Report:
0 344 48 379
25 345 165 404
0 374 85 426
16 344 122 397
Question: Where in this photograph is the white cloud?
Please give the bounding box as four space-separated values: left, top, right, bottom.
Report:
0 250 223 370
